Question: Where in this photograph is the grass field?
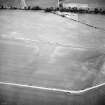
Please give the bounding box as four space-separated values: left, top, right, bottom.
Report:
0 10 105 105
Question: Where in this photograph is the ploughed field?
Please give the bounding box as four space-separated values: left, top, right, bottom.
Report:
0 10 105 105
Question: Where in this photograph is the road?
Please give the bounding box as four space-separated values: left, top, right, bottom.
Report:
0 81 105 105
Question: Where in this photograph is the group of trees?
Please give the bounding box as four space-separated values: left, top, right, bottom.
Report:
44 7 59 12
59 7 105 14
24 6 42 10
44 7 105 15
0 4 105 15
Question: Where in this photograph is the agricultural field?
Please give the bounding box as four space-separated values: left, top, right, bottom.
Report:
0 10 105 105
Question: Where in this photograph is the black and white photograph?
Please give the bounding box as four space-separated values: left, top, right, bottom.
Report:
0 0 105 105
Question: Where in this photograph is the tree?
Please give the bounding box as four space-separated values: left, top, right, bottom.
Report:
94 8 99 14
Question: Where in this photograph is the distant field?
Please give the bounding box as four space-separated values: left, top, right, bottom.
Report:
0 0 58 8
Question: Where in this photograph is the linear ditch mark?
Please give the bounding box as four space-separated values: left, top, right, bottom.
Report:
70 18 105 31
0 35 103 50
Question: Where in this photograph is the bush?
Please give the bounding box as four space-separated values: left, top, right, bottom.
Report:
101 10 105 14
94 8 99 14
0 5 4 9
31 6 42 10
11 7 18 9
27 6 31 10
44 7 54 12
54 7 59 11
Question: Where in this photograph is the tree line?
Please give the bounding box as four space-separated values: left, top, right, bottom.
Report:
0 5 105 15
44 7 105 15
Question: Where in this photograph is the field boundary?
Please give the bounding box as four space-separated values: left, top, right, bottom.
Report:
53 12 105 32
